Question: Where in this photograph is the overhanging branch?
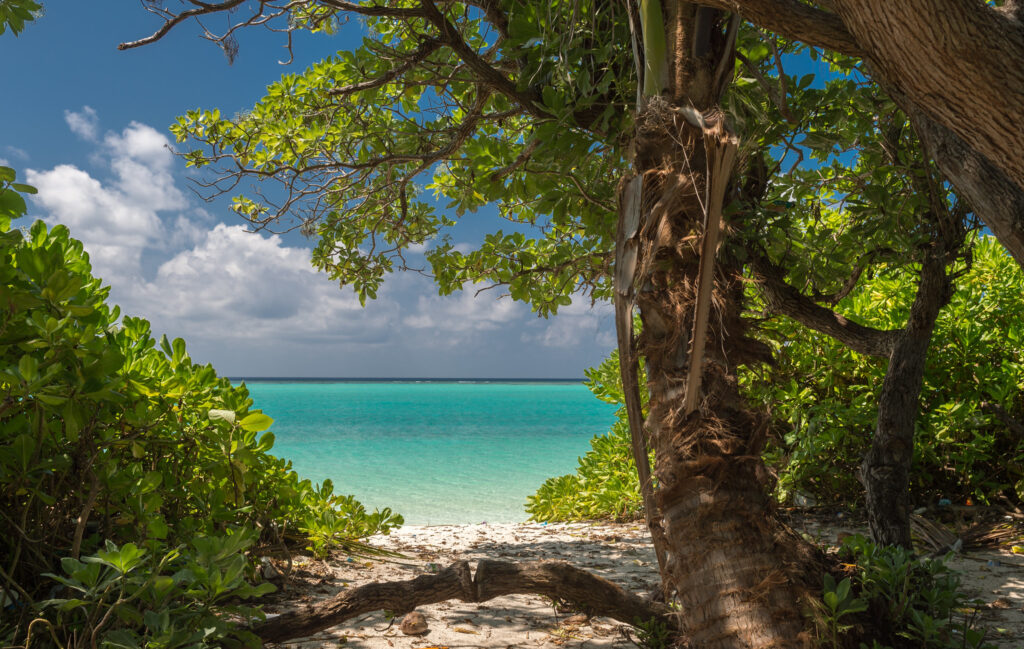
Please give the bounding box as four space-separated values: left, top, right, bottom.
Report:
692 0 862 57
749 250 899 358
420 0 545 117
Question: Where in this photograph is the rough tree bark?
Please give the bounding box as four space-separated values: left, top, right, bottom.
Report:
829 0 1024 194
692 0 1024 271
615 4 822 646
863 253 953 547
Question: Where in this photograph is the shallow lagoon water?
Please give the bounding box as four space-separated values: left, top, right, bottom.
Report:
242 381 618 525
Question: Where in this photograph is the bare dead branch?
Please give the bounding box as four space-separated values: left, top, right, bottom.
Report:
119 0 248 50
254 559 676 644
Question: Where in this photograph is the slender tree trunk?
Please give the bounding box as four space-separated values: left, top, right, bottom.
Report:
862 253 952 547
752 242 959 548
618 5 821 645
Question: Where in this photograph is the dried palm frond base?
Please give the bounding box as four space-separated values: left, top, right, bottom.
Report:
911 511 1024 555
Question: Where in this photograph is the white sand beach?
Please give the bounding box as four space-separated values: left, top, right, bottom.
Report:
262 519 1024 648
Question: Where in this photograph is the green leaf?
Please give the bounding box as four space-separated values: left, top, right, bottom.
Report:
835 577 851 602
139 470 163 494
91 541 147 574
239 412 273 432
0 188 27 218
17 354 37 382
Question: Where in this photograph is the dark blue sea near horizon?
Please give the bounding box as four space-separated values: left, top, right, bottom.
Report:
240 380 619 525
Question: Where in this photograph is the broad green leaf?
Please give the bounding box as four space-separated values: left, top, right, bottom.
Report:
239 412 273 432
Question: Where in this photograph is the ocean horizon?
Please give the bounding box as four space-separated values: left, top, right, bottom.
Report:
241 380 618 525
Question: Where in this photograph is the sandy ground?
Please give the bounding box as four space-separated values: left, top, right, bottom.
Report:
263 517 1024 648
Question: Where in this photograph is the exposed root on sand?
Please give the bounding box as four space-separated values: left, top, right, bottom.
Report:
255 559 676 644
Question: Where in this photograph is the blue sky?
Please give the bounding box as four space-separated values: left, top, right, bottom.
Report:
0 3 616 378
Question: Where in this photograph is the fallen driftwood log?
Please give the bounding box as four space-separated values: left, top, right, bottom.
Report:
254 559 676 644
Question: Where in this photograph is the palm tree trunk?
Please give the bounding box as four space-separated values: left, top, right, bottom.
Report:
617 4 823 645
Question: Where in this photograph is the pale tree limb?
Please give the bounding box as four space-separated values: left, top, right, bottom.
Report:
254 559 677 644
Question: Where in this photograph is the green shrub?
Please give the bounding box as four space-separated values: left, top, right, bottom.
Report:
527 350 645 522
0 172 401 648
749 236 1024 507
812 536 994 649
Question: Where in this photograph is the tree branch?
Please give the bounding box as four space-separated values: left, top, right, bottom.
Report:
254 559 676 644
692 0 862 57
118 0 247 50
749 250 899 358
329 38 443 96
420 0 545 117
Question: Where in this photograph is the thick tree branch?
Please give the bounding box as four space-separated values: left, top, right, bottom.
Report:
692 0 1024 274
901 98 1024 270
254 560 676 644
420 0 545 117
692 0 862 57
830 0 1024 195
749 251 899 358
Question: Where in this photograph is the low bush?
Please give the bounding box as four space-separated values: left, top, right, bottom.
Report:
0 171 401 648
527 350 645 522
813 535 993 649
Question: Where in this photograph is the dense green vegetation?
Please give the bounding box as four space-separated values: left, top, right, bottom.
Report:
529 235 1024 521
528 351 644 522
0 175 401 648
816 537 992 649
755 235 1024 507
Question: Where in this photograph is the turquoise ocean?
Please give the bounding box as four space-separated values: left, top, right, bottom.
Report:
241 380 619 525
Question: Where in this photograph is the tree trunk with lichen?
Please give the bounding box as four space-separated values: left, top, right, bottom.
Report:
862 253 953 548
619 4 821 646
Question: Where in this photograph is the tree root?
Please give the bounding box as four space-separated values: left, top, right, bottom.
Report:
254 559 676 644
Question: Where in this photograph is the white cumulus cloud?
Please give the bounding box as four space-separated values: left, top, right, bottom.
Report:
64 106 100 141
24 115 616 377
403 283 524 338
131 224 398 343
523 297 615 349
26 121 188 287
